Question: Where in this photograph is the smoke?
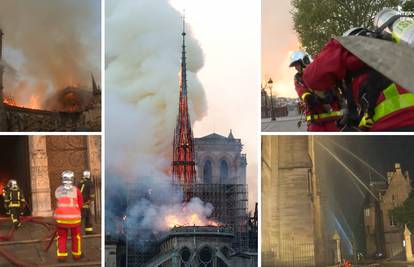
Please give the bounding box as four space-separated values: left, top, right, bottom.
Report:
105 0 208 244
0 0 101 108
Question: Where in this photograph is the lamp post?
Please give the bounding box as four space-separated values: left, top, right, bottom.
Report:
268 78 275 121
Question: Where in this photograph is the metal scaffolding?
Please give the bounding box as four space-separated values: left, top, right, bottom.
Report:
184 183 250 252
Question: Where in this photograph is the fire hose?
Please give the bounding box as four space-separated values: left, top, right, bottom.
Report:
0 215 57 267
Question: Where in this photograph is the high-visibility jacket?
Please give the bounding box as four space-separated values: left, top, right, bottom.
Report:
303 38 414 131
5 189 25 208
54 186 83 226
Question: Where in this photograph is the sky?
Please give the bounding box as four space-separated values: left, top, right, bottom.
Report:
170 0 259 211
262 0 299 98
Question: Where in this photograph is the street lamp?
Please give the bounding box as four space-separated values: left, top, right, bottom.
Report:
268 78 275 121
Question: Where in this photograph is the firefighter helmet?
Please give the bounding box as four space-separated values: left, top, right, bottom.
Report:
83 170 91 179
342 27 369 37
61 170 74 189
9 180 18 190
289 51 312 67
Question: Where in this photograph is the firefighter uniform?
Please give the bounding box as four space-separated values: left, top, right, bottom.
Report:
5 187 25 228
78 176 95 234
294 72 341 131
2 184 10 215
54 181 83 260
303 38 414 131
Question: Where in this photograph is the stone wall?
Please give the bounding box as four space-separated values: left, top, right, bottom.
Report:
262 136 319 267
194 133 247 185
4 104 100 132
381 164 412 258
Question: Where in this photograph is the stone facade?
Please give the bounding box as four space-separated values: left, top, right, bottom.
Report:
194 130 247 185
262 136 325 267
4 103 101 132
363 163 412 259
26 136 101 216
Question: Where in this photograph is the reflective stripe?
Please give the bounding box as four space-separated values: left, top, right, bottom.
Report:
55 213 81 219
306 111 342 121
72 234 82 256
56 219 81 224
301 92 311 101
80 184 85 193
9 203 20 208
359 83 414 127
85 227 93 232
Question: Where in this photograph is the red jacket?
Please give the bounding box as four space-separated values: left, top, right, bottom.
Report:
294 72 341 119
303 38 414 131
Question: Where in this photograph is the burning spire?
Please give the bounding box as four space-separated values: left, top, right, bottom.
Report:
172 14 196 185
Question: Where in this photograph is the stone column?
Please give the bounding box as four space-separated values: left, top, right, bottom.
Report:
332 231 341 264
86 136 101 217
29 136 53 217
404 224 414 263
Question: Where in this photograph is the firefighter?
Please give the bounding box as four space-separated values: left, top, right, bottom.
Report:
4 180 25 229
54 170 83 261
303 28 414 131
2 180 12 215
289 50 341 131
78 170 95 235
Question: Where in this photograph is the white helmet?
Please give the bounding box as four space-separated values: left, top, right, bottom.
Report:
9 180 18 190
289 50 312 67
61 170 74 189
342 27 367 37
83 170 91 179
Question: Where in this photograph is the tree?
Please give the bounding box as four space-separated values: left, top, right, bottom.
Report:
291 0 414 55
389 192 414 232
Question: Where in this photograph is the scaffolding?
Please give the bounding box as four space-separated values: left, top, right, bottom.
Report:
183 183 250 252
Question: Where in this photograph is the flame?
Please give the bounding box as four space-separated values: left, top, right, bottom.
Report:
3 94 42 110
164 213 219 228
0 180 6 193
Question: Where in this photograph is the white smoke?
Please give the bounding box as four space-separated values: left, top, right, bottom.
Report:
106 0 209 239
0 0 101 108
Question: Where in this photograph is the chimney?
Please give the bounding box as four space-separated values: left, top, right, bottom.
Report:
395 163 402 173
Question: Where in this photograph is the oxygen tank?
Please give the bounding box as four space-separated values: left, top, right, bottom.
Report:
374 8 414 47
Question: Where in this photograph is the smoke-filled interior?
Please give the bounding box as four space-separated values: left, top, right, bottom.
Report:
0 0 101 110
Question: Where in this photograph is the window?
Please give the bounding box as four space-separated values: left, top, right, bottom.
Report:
203 160 212 184
220 160 229 183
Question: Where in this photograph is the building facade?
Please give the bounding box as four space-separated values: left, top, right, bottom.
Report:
364 163 412 259
194 131 247 185
261 136 327 267
0 135 101 217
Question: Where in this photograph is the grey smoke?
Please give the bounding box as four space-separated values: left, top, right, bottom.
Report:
105 0 210 242
0 0 101 108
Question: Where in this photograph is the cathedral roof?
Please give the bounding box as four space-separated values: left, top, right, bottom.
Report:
199 133 230 140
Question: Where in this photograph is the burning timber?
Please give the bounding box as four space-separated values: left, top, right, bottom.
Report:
0 29 101 132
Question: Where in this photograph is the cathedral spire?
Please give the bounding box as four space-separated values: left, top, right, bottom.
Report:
172 14 196 187
180 13 187 96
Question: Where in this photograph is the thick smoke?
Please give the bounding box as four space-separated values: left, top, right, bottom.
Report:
0 0 101 108
106 0 208 243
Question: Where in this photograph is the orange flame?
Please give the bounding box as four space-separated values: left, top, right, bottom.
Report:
164 213 219 229
3 94 41 110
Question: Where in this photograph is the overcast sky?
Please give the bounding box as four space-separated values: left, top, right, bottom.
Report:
170 0 259 210
262 0 299 98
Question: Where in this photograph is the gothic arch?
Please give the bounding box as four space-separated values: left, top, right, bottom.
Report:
203 160 213 184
